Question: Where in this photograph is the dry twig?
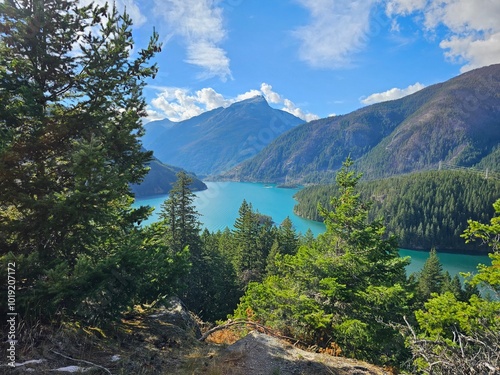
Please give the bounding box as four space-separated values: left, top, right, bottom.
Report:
50 349 112 374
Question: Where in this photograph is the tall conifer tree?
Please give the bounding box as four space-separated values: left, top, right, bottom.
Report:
0 0 160 321
159 171 201 254
415 248 444 302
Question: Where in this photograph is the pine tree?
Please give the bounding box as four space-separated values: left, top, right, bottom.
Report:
318 157 372 255
160 171 201 254
0 0 161 322
277 216 299 256
441 272 463 300
159 171 207 315
0 0 158 262
416 249 444 302
233 200 274 286
234 158 411 365
195 229 242 321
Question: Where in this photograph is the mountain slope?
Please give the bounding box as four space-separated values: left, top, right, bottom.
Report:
131 151 206 197
141 96 304 176
357 64 500 179
223 64 500 183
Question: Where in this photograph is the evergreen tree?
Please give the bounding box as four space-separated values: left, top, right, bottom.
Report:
301 228 315 247
318 157 369 255
441 272 464 300
462 198 500 298
277 217 300 256
232 200 275 286
415 249 444 303
196 229 242 321
407 199 500 374
159 172 206 313
0 0 162 322
159 171 201 254
234 158 411 365
266 217 299 276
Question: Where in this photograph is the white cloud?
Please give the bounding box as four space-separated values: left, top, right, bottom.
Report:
385 0 427 17
361 82 426 105
234 89 263 102
79 0 147 27
154 0 231 81
121 0 147 27
441 32 500 72
144 107 166 124
260 83 282 104
282 99 320 122
147 83 319 122
386 0 500 72
293 0 377 68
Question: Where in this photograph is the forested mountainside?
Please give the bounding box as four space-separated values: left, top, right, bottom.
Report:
141 96 304 176
294 169 500 252
131 154 206 197
223 64 500 183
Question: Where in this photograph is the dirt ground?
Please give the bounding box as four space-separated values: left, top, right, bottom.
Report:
1 302 390 375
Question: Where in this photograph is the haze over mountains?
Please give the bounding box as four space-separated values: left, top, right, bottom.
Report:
142 96 304 176
222 64 500 183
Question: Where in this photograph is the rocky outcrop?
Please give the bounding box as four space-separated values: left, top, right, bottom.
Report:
212 330 389 375
148 296 202 339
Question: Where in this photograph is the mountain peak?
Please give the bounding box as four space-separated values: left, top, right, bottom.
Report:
141 94 303 176
234 95 269 106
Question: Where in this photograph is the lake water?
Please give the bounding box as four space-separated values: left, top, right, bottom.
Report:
134 181 491 278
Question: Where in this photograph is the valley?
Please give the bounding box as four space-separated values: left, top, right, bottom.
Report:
137 64 500 257
134 181 492 278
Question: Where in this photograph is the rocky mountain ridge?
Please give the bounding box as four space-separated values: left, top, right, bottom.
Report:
222 64 500 183
141 96 304 177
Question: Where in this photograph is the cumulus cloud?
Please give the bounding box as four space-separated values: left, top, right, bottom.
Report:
386 0 500 72
282 99 320 122
441 32 500 72
293 0 377 68
144 107 166 124
361 82 425 105
154 0 231 81
147 83 319 122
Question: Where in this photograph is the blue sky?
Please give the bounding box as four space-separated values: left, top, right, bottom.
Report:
111 0 500 122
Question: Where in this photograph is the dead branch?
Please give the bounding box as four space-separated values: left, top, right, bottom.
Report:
50 350 112 374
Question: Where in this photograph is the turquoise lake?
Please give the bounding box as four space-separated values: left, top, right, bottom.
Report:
134 181 491 278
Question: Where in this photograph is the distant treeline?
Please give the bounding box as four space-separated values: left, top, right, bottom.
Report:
294 170 500 252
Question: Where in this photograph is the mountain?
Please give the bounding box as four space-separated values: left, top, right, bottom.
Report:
131 150 207 197
223 64 500 183
141 96 304 176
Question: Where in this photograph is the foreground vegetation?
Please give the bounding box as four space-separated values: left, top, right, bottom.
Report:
1 1 498 373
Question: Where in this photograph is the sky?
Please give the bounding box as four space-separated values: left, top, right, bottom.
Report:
108 0 500 123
